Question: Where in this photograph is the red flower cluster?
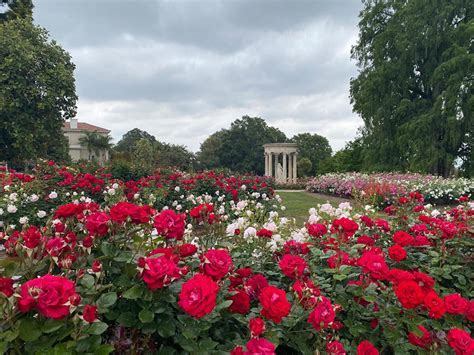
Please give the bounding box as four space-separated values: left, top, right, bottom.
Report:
153 209 186 240
259 286 291 324
18 275 78 319
110 202 153 224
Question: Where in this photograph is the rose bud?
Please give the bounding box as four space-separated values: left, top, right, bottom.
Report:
83 235 94 248
83 304 98 323
249 317 266 337
92 260 102 273
69 293 81 306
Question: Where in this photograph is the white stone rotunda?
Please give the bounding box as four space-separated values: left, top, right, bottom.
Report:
263 143 298 183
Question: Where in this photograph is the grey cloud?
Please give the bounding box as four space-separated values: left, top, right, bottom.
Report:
33 0 364 152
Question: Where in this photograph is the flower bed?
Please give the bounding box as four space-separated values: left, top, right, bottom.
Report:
0 163 473 354
306 172 474 206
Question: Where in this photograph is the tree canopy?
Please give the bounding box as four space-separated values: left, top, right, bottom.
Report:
0 0 33 22
114 128 157 153
199 116 287 174
0 18 77 168
291 133 332 175
350 0 473 177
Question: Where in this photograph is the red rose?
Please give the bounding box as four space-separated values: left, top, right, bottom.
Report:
388 244 407 262
467 301 474 322
154 210 186 240
0 277 14 297
22 226 42 249
444 294 468 315
83 235 94 248
259 286 291 324
110 202 150 224
46 237 68 257
326 340 346 355
55 203 84 218
246 338 275 354
447 329 474 355
357 251 389 280
308 297 335 331
328 251 353 269
249 317 266 337
279 254 307 279
92 260 102 273
245 274 269 299
190 203 215 224
231 346 244 355
306 223 327 237
18 275 77 319
179 243 197 257
408 325 432 349
85 212 110 236
83 304 98 323
292 279 320 309
394 280 425 309
393 231 415 247
141 255 182 290
178 274 219 318
357 340 379 355
256 228 273 238
201 249 233 280
228 289 251 315
331 217 359 237
424 291 446 319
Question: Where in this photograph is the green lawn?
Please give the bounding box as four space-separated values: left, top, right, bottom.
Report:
276 191 330 224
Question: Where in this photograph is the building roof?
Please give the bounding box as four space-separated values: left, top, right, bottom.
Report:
63 121 110 133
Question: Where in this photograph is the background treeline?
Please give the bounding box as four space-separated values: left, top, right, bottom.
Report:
1 0 472 177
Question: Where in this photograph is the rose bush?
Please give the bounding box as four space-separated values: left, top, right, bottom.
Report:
0 162 472 354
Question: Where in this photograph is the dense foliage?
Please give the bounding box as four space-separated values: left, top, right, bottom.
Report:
0 163 472 354
350 0 473 176
0 18 77 168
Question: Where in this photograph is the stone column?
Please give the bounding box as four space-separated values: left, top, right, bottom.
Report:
268 153 272 177
282 153 287 183
292 153 297 183
264 153 268 176
274 153 278 179
288 154 292 181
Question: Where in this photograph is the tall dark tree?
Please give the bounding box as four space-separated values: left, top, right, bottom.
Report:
218 116 287 174
0 19 77 168
350 0 473 176
114 128 157 153
196 130 227 170
291 133 332 175
0 0 33 22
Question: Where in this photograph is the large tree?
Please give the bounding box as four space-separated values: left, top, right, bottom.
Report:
0 0 33 22
196 130 227 170
0 18 77 168
291 133 332 175
114 128 157 153
218 116 287 174
350 0 473 176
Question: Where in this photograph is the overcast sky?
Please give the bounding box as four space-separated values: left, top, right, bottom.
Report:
34 0 364 152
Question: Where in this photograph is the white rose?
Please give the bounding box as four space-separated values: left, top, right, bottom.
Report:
37 210 47 218
48 191 58 199
19 216 28 224
7 205 17 213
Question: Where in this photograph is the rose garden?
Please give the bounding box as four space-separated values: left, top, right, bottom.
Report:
1 0 473 354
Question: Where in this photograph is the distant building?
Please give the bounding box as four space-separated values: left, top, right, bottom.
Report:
63 118 111 164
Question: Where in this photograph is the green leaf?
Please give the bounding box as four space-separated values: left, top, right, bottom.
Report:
333 274 348 281
42 319 65 334
94 344 114 355
215 299 233 312
138 309 154 323
97 292 117 311
19 318 42 341
157 316 176 338
80 274 95 289
122 285 143 300
117 312 136 327
88 322 108 335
